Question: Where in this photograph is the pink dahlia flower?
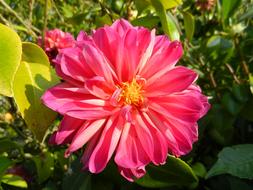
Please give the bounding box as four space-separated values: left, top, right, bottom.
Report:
38 29 75 64
42 19 210 181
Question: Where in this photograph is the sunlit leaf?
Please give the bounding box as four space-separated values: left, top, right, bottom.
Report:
0 24 22 97
13 42 59 141
182 11 195 41
159 0 182 9
151 0 180 40
1 174 28 188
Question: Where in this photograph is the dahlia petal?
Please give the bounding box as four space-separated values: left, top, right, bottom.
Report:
76 31 92 42
147 110 183 156
135 29 156 74
149 103 199 155
111 19 132 37
65 119 106 157
87 114 124 173
41 82 115 119
145 66 198 96
57 47 94 82
60 102 116 120
41 82 90 111
153 35 171 53
117 29 138 81
140 41 183 80
118 166 146 182
135 112 168 165
149 89 209 123
93 25 155 82
54 54 83 86
49 116 83 145
92 27 119 71
82 42 116 85
81 129 101 170
115 123 150 169
85 76 115 100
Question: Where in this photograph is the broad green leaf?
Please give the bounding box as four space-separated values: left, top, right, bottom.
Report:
182 11 195 41
221 0 241 22
151 0 179 40
1 174 28 188
159 0 182 9
136 155 198 188
12 42 59 141
32 152 54 183
206 144 253 179
0 156 13 179
0 24 22 97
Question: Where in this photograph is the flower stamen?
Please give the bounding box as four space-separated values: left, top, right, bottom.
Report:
120 79 144 106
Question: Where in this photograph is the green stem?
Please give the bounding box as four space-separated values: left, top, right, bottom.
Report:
42 0 49 49
29 0 34 23
234 37 250 76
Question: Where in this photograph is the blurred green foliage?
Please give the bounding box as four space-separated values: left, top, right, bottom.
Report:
0 0 253 189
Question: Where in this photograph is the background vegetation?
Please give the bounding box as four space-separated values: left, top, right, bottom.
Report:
0 0 253 189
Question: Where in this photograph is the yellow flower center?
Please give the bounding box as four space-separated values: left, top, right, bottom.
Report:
120 79 144 106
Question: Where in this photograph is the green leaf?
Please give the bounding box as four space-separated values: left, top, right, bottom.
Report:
206 35 234 61
206 144 253 179
32 152 54 183
221 0 241 22
0 138 22 154
95 14 112 27
12 42 59 141
221 93 243 115
159 0 182 9
151 0 180 40
134 0 151 14
249 74 253 95
0 24 22 97
131 16 160 29
1 174 28 188
192 162 206 178
0 156 13 179
136 155 198 188
182 11 195 41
